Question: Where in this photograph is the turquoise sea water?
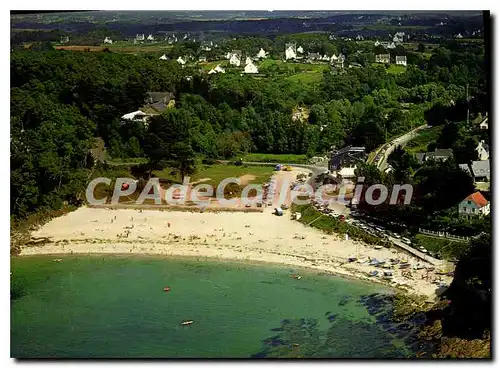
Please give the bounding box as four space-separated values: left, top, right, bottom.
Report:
11 255 424 358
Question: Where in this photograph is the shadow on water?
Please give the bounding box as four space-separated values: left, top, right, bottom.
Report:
251 293 438 359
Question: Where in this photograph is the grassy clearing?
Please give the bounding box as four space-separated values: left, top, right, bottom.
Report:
292 204 391 247
199 60 230 71
387 64 407 74
286 72 324 84
412 234 469 261
240 153 308 164
153 163 274 187
55 43 174 54
405 125 443 153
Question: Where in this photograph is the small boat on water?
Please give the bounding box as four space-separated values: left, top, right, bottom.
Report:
181 320 193 326
368 270 379 277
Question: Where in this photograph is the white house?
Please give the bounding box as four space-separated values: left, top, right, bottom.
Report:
395 55 407 66
455 33 463 39
479 117 489 130
374 41 381 46
121 110 149 123
147 34 154 41
356 34 364 41
159 54 168 61
229 51 242 66
476 140 490 161
244 61 259 74
245 56 253 65
393 32 405 43
297 46 304 54
322 54 330 61
257 48 267 58
387 42 397 49
104 37 113 44
209 64 226 74
60 36 69 44
136 34 145 41
177 56 186 65
285 43 297 60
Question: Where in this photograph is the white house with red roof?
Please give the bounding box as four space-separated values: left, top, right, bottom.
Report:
458 192 490 219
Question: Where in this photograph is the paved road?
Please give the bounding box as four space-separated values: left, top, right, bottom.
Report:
372 124 430 171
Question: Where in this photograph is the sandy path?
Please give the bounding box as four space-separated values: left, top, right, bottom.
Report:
23 205 451 299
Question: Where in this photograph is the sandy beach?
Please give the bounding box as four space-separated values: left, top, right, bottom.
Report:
23 200 452 299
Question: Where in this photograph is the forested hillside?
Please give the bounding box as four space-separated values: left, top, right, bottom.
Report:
10 36 486 219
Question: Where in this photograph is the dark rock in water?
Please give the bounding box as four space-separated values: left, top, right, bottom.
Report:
327 314 337 322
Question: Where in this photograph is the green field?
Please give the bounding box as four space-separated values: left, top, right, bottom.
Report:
405 126 443 153
412 233 469 261
387 64 407 74
240 153 308 164
153 163 274 187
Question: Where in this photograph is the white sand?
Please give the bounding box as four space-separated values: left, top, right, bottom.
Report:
24 205 451 300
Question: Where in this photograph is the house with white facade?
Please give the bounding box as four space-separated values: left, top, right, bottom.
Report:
395 55 407 66
297 46 304 54
208 64 226 74
331 54 345 68
476 140 490 160
177 56 186 65
285 43 297 60
159 54 168 60
256 48 268 59
375 54 391 64
147 34 154 41
60 36 69 44
458 192 490 219
136 34 145 41
104 37 113 44
244 60 259 74
228 50 242 66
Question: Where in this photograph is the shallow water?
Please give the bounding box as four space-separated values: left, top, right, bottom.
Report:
11 255 419 358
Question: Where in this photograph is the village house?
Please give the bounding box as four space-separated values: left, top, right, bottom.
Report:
393 32 405 43
329 146 366 172
356 34 364 41
244 60 259 74
121 110 149 123
177 56 186 65
458 192 490 220
201 41 213 51
331 54 345 68
479 114 489 130
297 46 304 54
425 148 453 161
307 52 322 62
476 140 490 161
60 36 69 44
198 56 207 63
228 50 242 66
375 54 391 64
395 55 407 66
104 37 113 44
455 33 463 39
387 42 397 49
471 160 490 182
135 34 145 42
159 54 168 61
208 64 225 74
147 34 155 41
256 48 267 59
285 43 297 60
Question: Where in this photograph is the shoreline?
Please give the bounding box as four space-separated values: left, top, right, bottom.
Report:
16 251 398 293
19 206 452 300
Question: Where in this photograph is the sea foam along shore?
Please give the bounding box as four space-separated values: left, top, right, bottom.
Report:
21 206 452 299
